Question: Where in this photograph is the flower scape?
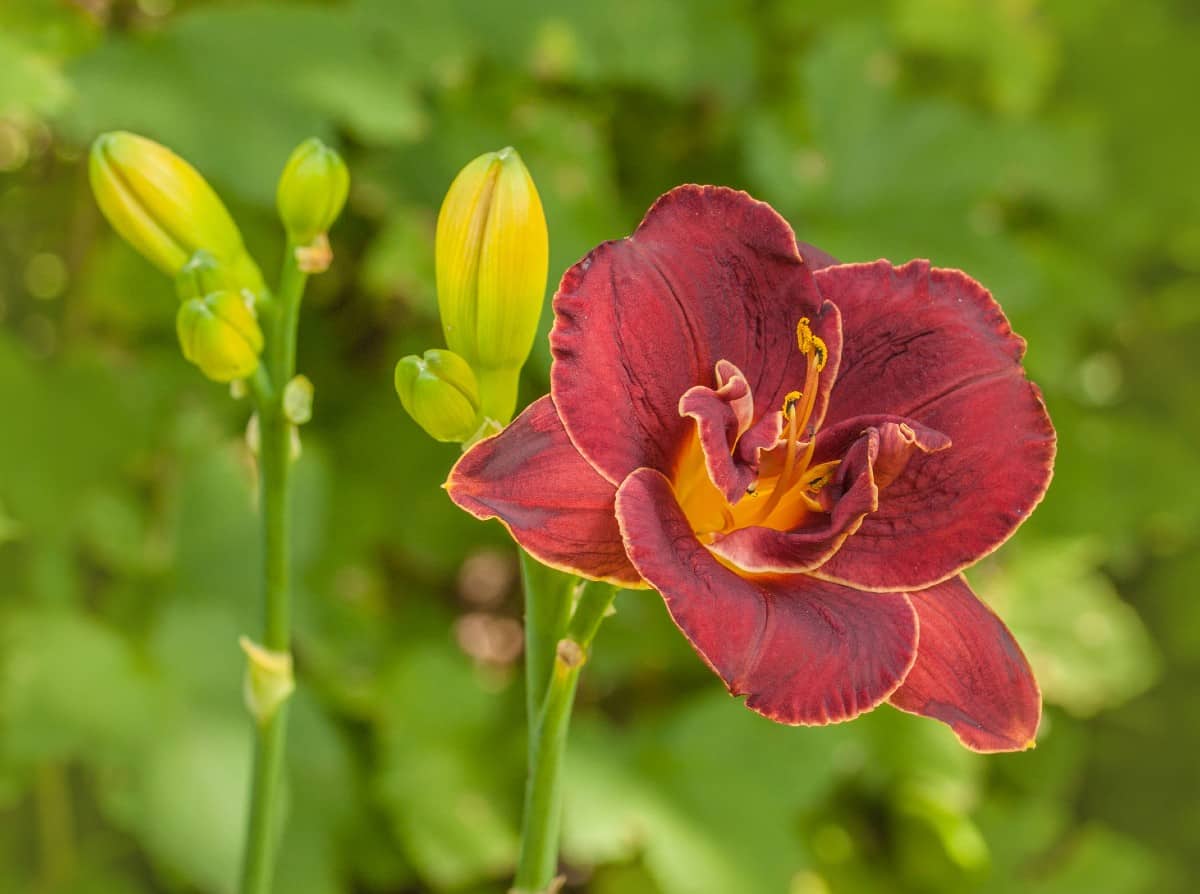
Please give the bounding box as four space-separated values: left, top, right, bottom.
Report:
448 186 1055 752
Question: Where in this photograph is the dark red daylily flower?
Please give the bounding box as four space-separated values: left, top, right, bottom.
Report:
448 186 1055 752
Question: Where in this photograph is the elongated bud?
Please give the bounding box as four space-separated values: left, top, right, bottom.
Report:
277 138 350 246
436 147 548 423
395 349 488 443
239 636 294 726
90 131 265 293
176 290 264 383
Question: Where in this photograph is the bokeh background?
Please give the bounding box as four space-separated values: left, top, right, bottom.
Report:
1 1 1196 892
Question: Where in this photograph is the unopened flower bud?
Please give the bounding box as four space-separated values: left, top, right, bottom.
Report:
276 138 349 246
395 349 486 443
90 131 265 293
436 147 548 423
176 291 264 383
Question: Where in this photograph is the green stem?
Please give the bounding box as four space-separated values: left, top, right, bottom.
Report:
239 241 307 894
513 578 618 894
519 552 575 726
35 763 74 892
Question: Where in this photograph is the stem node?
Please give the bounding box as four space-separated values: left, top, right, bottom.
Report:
554 638 585 670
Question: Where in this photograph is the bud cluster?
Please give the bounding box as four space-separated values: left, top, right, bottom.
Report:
396 147 549 446
89 131 348 389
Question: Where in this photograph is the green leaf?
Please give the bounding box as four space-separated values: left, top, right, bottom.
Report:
564 692 850 894
373 643 522 889
0 610 161 765
0 31 71 120
62 5 424 205
105 716 251 894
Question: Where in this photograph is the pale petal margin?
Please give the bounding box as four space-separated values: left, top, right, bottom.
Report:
811 260 1056 591
616 467 919 725
890 576 1041 752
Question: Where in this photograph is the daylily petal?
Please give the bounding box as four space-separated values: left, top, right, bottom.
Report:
889 576 1041 752
710 416 950 574
551 185 830 485
813 260 1056 590
446 396 641 586
679 359 781 505
616 467 918 725
797 241 839 271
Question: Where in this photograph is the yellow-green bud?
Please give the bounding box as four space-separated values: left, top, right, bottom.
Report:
436 147 548 423
283 375 314 425
394 349 486 443
90 131 265 293
176 290 264 383
276 138 350 245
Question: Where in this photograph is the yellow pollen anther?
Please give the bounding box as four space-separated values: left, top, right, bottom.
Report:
802 460 840 493
796 318 813 353
796 317 828 371
783 390 803 415
811 336 828 372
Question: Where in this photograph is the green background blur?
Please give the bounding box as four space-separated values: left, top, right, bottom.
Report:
1 1 1195 892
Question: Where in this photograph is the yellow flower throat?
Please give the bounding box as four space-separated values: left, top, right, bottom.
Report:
674 318 840 543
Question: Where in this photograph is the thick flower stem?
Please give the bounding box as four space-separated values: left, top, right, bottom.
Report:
519 553 575 724
513 576 618 894
239 242 308 894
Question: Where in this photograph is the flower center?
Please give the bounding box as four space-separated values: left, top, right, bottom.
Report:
674 318 840 543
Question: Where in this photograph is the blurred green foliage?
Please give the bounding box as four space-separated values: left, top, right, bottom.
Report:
0 1 1195 892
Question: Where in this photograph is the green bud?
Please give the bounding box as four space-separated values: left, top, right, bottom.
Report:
176 291 264 383
276 138 350 245
283 375 314 425
436 147 548 423
394 349 485 443
89 131 265 294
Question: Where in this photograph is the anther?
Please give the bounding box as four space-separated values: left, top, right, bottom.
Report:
796 318 813 353
811 336 828 372
783 390 803 416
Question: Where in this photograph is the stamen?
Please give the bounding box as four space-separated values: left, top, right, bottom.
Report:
777 393 802 489
796 318 813 353
743 318 833 527
801 460 840 493
796 319 828 372
811 336 828 372
704 318 834 534
744 391 802 524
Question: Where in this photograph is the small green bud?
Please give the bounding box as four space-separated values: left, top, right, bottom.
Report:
394 349 486 443
239 636 294 726
283 375 314 425
176 291 264 383
245 413 261 455
89 131 265 294
436 147 548 423
276 138 350 246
